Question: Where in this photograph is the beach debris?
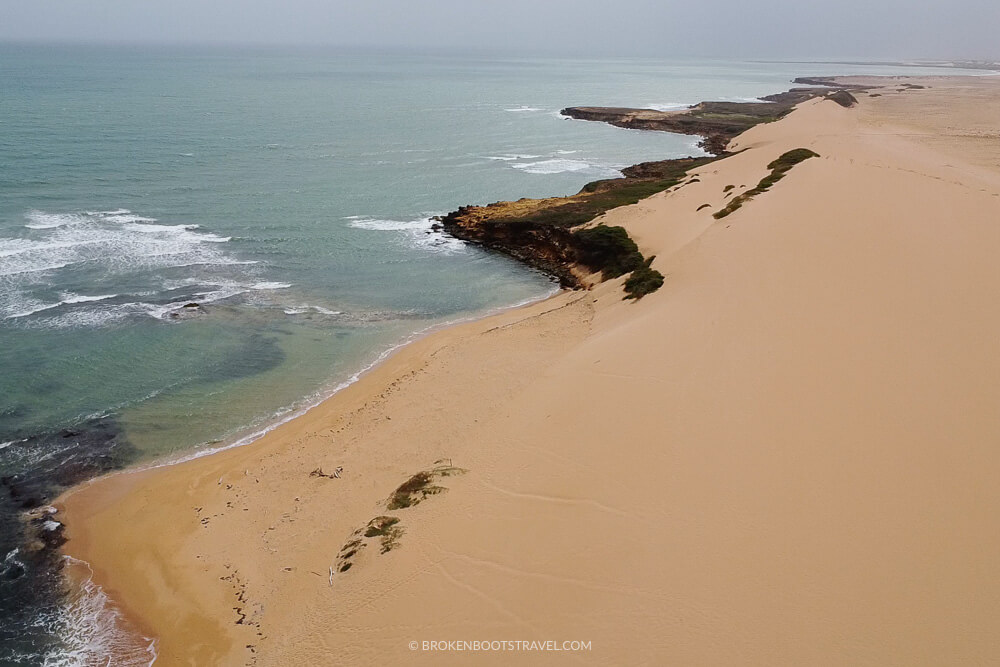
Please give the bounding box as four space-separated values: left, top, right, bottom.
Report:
310 466 343 479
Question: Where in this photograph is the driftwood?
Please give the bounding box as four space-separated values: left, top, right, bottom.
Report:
310 466 343 479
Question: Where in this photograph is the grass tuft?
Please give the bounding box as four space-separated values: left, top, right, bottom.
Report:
386 464 467 511
623 257 665 300
363 516 404 554
714 149 819 219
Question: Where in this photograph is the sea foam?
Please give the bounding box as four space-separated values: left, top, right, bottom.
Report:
512 158 623 178
347 215 466 253
37 557 157 667
0 209 286 326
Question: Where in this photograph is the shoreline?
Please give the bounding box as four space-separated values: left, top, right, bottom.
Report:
124 280 564 475
60 73 1000 664
58 287 588 663
49 283 565 663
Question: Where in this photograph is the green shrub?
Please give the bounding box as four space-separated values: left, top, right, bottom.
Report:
573 225 644 278
624 257 664 299
766 148 820 173
826 90 857 108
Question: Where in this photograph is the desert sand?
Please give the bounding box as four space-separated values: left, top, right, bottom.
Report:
60 75 1000 665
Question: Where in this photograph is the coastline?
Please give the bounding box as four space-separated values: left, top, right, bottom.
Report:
126 282 563 475
61 74 1000 664
59 288 586 663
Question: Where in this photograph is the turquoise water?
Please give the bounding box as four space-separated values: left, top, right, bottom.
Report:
0 45 989 663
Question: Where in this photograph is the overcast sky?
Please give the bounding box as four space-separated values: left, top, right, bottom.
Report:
2 0 998 60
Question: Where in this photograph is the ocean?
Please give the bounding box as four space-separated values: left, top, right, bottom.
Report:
0 44 986 664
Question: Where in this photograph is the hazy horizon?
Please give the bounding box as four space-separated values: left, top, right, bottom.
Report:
2 0 998 61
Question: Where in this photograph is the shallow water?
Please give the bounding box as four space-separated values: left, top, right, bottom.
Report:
0 45 986 663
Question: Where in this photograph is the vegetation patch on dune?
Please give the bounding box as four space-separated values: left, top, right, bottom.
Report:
572 225 644 278
624 258 665 300
446 156 718 232
363 516 404 553
333 461 468 577
826 90 858 108
714 148 820 219
387 461 467 510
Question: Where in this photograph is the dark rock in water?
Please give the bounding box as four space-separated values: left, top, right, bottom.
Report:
0 416 138 656
1 418 135 505
0 549 25 582
170 302 207 319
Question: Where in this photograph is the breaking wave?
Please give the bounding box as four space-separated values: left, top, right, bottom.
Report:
0 209 296 327
511 158 623 178
346 215 466 253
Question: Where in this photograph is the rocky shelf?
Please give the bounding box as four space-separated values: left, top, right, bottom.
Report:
562 80 866 156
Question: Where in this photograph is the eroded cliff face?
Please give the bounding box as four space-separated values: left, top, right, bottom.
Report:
440 206 582 286
439 155 719 288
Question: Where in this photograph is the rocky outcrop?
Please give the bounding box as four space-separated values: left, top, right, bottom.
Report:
440 154 720 288
562 81 871 155
439 207 582 286
1 417 137 638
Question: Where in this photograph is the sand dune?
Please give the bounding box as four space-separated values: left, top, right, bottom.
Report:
61 76 1000 665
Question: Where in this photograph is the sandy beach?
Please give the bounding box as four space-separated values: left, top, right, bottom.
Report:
60 75 1000 665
